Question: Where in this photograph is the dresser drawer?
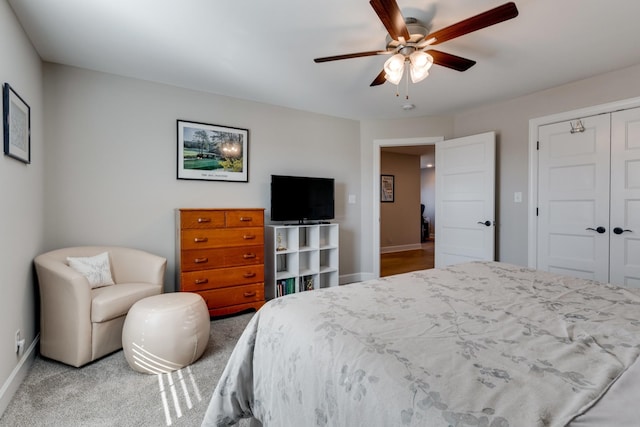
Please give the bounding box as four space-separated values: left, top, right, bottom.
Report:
226 210 264 227
180 264 264 291
180 210 226 229
200 284 264 309
181 227 264 250
180 245 264 272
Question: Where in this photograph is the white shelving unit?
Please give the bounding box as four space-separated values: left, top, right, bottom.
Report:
265 223 339 300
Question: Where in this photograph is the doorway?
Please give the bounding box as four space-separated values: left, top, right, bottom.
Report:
373 137 443 278
373 132 496 278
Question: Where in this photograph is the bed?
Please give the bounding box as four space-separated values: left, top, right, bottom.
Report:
201 261 640 426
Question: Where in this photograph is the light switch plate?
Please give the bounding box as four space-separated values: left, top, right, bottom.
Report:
514 192 522 203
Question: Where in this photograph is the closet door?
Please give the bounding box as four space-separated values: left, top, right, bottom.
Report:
537 114 611 282
610 107 640 287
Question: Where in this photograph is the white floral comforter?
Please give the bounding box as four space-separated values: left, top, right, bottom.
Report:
202 261 640 427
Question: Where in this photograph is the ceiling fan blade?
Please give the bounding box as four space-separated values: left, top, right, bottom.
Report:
369 0 410 42
370 69 387 86
314 50 389 63
428 50 476 72
426 2 519 45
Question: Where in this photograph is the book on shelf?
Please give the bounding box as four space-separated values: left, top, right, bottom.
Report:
276 277 296 297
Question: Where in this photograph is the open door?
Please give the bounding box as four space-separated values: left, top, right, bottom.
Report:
435 132 496 268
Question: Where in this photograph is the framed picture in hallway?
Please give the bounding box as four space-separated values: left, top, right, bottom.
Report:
177 119 249 182
381 174 394 202
3 83 31 164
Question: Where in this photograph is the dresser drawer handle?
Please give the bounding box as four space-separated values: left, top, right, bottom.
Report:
239 216 253 222
194 257 209 264
194 278 209 285
194 237 209 243
197 217 211 223
243 253 256 259
243 272 256 278
243 291 257 298
243 235 256 240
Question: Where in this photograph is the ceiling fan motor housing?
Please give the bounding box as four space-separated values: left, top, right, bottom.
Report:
386 19 429 51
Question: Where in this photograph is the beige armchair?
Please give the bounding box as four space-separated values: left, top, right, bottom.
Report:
34 246 167 367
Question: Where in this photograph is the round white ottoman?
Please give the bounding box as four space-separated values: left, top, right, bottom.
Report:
122 292 210 374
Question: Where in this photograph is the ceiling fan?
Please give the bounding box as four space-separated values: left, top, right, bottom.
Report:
314 1 519 87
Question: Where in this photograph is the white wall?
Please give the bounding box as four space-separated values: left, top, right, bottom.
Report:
452 63 640 265
0 0 44 415
43 64 361 291
359 63 640 271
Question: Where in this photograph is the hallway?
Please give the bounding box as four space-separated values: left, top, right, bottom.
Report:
380 240 434 277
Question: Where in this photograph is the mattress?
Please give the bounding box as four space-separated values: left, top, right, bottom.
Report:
202 261 640 427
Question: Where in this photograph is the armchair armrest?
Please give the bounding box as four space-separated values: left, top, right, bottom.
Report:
34 254 93 366
108 247 167 286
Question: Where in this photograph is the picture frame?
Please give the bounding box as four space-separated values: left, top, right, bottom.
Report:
381 174 395 202
177 119 248 182
3 83 31 164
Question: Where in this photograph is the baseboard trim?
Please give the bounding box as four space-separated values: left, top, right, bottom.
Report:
339 272 373 285
0 334 38 418
380 243 423 254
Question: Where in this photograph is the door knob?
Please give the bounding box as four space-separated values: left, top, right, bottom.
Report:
586 226 606 234
477 220 492 227
613 227 633 235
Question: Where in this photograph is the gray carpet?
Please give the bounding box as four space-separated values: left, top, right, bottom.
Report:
0 312 254 427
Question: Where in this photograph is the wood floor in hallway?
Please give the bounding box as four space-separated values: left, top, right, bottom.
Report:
380 239 435 277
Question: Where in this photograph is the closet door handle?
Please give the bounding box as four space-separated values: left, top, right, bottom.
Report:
586 227 606 234
613 227 633 235
477 221 492 227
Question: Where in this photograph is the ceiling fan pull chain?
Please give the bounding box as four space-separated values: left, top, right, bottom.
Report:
405 65 410 99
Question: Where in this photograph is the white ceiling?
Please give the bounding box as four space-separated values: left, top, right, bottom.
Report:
8 0 640 120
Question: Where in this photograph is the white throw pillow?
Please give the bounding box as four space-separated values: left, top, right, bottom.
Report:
67 252 115 288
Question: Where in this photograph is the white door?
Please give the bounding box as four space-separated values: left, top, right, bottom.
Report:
537 114 611 282
435 132 495 268
610 108 640 287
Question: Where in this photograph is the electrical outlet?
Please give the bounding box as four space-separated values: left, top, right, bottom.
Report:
15 329 25 355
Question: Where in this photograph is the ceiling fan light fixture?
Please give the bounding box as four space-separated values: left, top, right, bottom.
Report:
410 67 429 83
410 51 433 69
408 51 433 83
384 53 405 85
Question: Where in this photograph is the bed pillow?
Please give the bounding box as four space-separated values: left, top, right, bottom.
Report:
67 252 115 288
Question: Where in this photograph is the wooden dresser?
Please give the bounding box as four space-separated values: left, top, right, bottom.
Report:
176 208 265 317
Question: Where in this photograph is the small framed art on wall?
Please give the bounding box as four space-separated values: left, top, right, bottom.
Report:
3 83 31 164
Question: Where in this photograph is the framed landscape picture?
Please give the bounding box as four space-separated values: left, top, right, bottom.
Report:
177 120 249 182
3 83 31 164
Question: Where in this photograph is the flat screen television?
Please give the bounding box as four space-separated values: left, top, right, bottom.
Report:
270 175 335 223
